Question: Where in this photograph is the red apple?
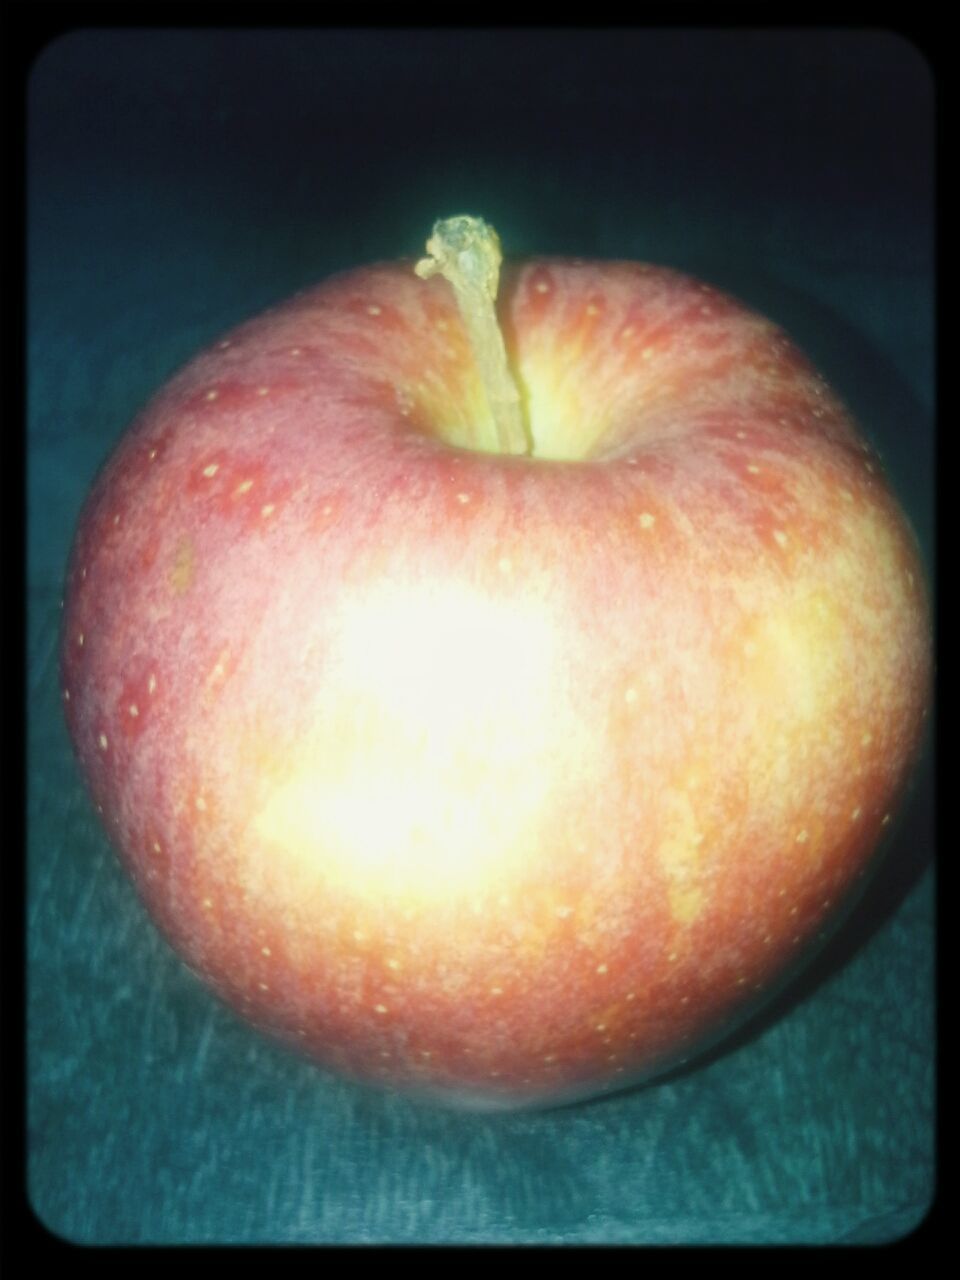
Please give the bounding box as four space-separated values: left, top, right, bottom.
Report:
61 217 931 1110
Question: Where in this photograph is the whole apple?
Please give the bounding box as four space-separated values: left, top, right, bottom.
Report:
61 217 931 1110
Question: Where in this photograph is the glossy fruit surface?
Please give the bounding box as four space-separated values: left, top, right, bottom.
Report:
62 257 931 1108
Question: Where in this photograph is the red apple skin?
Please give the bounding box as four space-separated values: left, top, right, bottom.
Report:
61 258 931 1110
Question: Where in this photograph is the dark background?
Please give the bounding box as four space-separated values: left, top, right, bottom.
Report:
26 26 935 1245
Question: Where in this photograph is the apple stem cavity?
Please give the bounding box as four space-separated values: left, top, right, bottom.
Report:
415 215 531 457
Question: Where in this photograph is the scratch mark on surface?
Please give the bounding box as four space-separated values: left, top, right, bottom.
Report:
193 1007 216 1076
30 606 61 700
298 1124 316 1231
70 865 100 944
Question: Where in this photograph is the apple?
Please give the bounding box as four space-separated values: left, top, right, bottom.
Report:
61 216 931 1110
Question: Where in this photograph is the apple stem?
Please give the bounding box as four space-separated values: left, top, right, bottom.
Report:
415 215 531 456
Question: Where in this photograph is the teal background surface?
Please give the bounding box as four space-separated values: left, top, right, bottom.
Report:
27 28 935 1244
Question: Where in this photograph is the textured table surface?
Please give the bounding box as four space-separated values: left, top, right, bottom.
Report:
26 28 934 1245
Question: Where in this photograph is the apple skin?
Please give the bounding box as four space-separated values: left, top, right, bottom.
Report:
61 257 931 1110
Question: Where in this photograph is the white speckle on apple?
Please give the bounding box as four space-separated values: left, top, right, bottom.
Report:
261 504 276 518
812 408 825 419
497 556 512 574
235 479 254 496
822 899 832 911
596 963 608 975
861 732 873 746
379 1049 391 1059
420 1049 432 1059
595 1023 607 1032
534 280 550 294
195 795 207 811
851 807 862 821
620 325 635 339
374 1004 389 1014
882 813 892 826
543 1053 557 1063
128 703 139 717
202 463 219 478
624 687 638 704
63 688 70 701
490 986 503 996
773 530 788 548
456 492 471 504
746 464 761 475
625 457 638 466
789 906 799 916
205 389 220 402
366 305 382 316
256 386 270 396
353 929 366 942
667 952 678 963
638 512 655 529
148 449 157 461
736 430 747 438
680 996 690 1005
386 958 401 971
436 318 448 330
289 347 302 357
152 842 161 853
202 898 213 910
217 340 232 350
625 992 636 1001
641 347 654 360
840 489 854 503
700 305 713 316
261 946 271 957
113 513 121 526
98 732 108 750
586 303 600 317
795 829 808 844
763 934 773 944
258 982 269 991
148 673 157 695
